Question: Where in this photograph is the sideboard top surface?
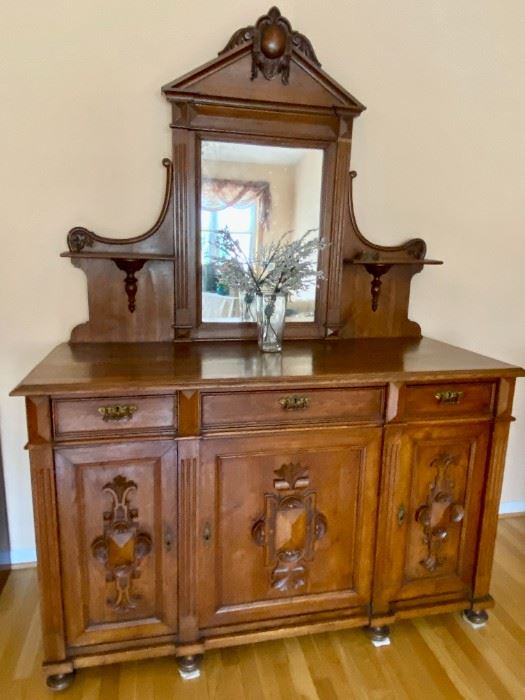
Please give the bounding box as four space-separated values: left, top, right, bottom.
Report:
11 337 524 397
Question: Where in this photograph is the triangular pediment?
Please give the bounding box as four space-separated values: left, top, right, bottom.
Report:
162 7 365 115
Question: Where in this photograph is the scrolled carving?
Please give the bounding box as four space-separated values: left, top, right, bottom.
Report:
66 158 173 252
348 171 428 261
91 475 152 612
416 452 465 572
220 6 321 85
251 463 327 592
67 227 95 253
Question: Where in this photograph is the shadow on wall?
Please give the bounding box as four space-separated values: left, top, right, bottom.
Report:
0 435 11 592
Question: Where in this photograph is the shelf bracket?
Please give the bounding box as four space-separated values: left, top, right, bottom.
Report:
112 259 146 313
364 263 393 312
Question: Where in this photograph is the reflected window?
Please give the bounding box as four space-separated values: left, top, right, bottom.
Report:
201 199 257 294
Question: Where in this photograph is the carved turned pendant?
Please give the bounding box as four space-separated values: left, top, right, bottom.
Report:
91 475 152 612
252 463 327 592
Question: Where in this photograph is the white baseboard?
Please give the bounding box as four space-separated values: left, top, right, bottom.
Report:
3 548 37 566
499 501 525 516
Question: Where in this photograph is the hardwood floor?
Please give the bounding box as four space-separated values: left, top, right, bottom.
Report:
0 518 523 699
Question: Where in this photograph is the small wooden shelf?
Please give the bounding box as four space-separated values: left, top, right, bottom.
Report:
345 258 443 266
346 257 443 311
60 252 176 261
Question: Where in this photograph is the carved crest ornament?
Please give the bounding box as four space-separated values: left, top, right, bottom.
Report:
251 463 327 592
220 6 321 84
91 475 152 612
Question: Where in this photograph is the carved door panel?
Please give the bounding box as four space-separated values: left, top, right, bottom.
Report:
198 427 381 629
373 423 490 615
55 441 177 647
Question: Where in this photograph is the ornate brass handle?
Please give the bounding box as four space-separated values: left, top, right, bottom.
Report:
279 395 310 411
98 404 137 421
434 390 463 405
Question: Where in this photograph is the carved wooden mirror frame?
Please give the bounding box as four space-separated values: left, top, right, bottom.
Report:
162 6 366 341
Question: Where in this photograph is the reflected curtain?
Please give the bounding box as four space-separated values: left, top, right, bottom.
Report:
201 177 271 231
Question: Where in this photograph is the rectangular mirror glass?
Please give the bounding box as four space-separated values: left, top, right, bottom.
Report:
200 140 324 324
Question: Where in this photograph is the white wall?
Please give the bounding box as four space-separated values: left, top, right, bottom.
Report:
0 1 523 563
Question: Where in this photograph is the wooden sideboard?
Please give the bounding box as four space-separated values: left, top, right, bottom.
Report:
11 7 524 691
12 339 523 689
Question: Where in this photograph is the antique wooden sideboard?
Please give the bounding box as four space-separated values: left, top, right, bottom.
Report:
11 7 524 691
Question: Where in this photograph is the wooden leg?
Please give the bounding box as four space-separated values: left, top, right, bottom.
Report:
462 608 489 629
366 624 391 647
176 654 202 680
46 672 76 691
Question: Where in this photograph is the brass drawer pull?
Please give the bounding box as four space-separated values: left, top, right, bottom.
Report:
98 404 137 421
279 395 310 411
434 390 463 405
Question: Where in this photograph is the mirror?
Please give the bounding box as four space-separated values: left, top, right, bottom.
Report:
200 140 324 324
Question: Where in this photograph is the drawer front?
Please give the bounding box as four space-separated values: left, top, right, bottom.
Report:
53 395 177 439
202 386 384 430
402 382 495 420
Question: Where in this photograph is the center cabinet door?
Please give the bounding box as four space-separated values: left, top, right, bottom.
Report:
55 441 178 648
198 427 381 630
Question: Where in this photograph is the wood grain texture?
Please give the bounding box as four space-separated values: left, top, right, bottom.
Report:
25 397 67 664
55 441 178 648
11 337 524 397
197 428 380 629
1 517 523 699
67 160 176 343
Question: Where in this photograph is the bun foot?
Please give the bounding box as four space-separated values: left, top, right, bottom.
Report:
462 608 488 629
366 625 391 647
46 672 75 691
177 654 202 680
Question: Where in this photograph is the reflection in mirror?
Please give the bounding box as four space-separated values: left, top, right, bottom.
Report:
200 141 323 323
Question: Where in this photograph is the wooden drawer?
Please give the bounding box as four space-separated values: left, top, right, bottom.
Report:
201 386 384 430
401 382 496 420
53 394 177 439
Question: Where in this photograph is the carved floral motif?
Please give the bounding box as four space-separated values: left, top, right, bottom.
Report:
416 452 465 572
91 475 152 612
220 6 320 85
252 463 327 592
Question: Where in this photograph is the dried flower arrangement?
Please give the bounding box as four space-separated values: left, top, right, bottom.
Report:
211 227 326 298
210 227 327 350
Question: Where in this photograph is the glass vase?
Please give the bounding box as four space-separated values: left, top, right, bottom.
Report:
256 292 287 352
239 290 257 322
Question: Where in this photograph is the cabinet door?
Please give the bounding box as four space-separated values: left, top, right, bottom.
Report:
198 427 381 629
55 441 177 647
374 423 490 615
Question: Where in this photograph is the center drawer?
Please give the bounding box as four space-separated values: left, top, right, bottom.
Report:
52 394 177 439
201 386 385 430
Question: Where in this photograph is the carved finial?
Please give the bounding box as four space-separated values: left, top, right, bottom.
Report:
273 462 309 490
219 6 321 85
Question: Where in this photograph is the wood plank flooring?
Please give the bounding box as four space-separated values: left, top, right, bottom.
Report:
0 517 523 699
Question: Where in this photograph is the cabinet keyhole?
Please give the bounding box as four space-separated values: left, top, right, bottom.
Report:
165 526 173 552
